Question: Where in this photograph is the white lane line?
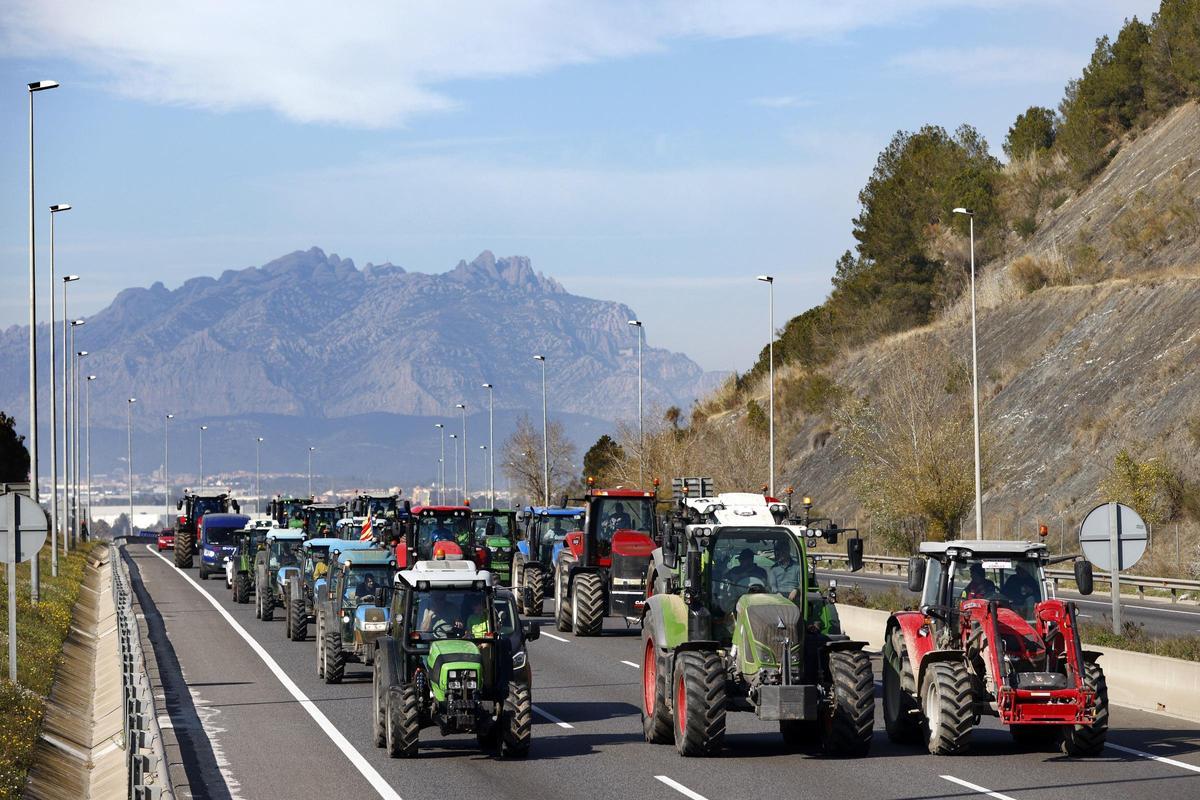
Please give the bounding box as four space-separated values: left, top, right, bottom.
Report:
940 774 1017 800
541 631 570 643
1108 742 1200 774
655 775 710 800
531 704 573 729
620 660 640 669
143 545 403 800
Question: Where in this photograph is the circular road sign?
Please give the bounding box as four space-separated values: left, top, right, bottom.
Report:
1078 502 1147 572
0 491 49 564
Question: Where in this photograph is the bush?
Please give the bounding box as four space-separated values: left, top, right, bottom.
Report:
1014 216 1038 239
1080 619 1200 662
1099 448 1184 525
1010 256 1049 293
1004 106 1056 160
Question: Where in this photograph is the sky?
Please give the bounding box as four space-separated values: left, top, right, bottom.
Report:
0 0 1161 372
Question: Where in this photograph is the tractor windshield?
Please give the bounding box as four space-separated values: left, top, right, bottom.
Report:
947 556 1045 621
410 589 492 639
307 508 342 533
417 512 472 556
363 497 396 517
472 514 513 543
592 497 655 558
535 513 581 562
192 497 224 517
709 528 803 617
343 567 393 605
268 539 299 569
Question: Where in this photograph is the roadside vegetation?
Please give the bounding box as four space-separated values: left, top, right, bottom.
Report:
0 544 97 798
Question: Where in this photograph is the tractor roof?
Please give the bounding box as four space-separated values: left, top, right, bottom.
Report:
396 559 490 589
185 487 232 496
919 540 1049 558
338 549 395 567
526 506 584 516
304 537 374 551
266 530 305 542
588 489 655 499
412 505 470 514
305 503 344 510
473 508 515 515
684 492 788 525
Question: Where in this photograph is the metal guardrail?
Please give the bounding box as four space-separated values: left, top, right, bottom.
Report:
111 542 176 800
816 553 1200 603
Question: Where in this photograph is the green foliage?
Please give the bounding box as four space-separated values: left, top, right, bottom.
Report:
582 434 624 483
1099 448 1183 525
0 411 30 484
794 372 845 416
1080 619 1200 662
1004 106 1056 159
745 399 768 434
1144 0 1200 114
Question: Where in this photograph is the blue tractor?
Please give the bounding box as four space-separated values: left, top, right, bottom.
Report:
512 506 584 616
286 538 376 641
316 548 397 682
257 529 305 622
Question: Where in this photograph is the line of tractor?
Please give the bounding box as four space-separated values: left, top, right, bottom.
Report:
159 475 1109 762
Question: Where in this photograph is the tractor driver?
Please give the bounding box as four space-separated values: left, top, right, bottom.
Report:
355 572 380 601
602 502 633 537
962 563 998 600
419 592 489 638
311 554 329 581
769 539 802 601
726 547 769 591
1001 568 1041 616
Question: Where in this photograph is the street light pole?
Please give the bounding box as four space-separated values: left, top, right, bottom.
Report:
954 208 983 540
307 446 315 498
255 437 264 514
127 398 136 536
533 355 548 505
47 205 70 575
449 434 459 501
434 424 446 504
72 347 87 544
85 375 95 535
479 446 488 502
628 320 644 484
26 80 59 608
456 403 468 503
756 275 775 497
199 425 208 485
481 384 494 508
163 414 174 526
61 278 79 553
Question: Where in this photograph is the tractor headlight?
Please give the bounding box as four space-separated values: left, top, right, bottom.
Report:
342 614 351 624
512 651 527 670
448 678 463 689
465 673 478 689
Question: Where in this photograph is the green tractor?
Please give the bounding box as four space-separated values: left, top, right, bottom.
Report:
256 530 305 621
302 503 348 539
640 516 874 757
371 559 538 759
268 495 314 529
229 526 265 604
316 549 398 683
470 509 518 586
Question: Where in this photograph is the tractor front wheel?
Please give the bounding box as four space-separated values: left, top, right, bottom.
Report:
523 565 544 617
234 572 251 604
572 572 604 637
820 649 874 757
883 630 922 745
641 628 672 744
260 579 274 622
672 650 727 757
922 660 974 755
174 531 193 568
324 625 345 684
386 686 420 758
1060 661 1108 757
500 683 532 758
288 583 307 641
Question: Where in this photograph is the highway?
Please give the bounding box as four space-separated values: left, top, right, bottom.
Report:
120 542 1200 800
818 567 1200 639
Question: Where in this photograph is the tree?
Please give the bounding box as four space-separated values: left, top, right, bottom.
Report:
582 434 625 484
0 411 30 483
501 414 578 505
1003 106 1056 160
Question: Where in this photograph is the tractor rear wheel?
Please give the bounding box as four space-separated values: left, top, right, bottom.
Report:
288 582 307 641
260 579 274 622
883 629 922 745
523 565 544 617
174 531 193 568
572 572 604 637
500 683 532 758
672 650 727 757
324 625 345 684
386 686 420 758
641 628 672 744
820 649 874 757
554 568 572 632
234 572 250 604
922 660 974 755
1060 661 1108 757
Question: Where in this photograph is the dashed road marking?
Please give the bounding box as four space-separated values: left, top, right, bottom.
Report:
620 660 640 668
655 775 710 800
542 631 570 643
144 545 403 800
1108 742 1200 774
941 775 1017 800
531 704 573 729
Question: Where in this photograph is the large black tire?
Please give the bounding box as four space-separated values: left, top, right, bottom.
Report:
1060 661 1108 757
386 686 420 758
500 683 532 758
324 624 345 684
641 627 672 744
523 565 545 617
554 567 572 633
198 562 208 580
820 649 875 757
572 572 604 637
288 582 307 642
372 660 387 748
174 530 193 568
234 572 251 604
260 577 274 622
883 629 922 745
316 615 326 678
672 650 727 757
922 660 974 755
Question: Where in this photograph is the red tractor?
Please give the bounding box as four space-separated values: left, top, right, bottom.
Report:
391 505 481 568
884 540 1106 756
552 483 658 636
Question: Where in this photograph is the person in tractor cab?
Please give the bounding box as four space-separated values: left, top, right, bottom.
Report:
289 511 304 529
769 539 802 601
356 572 380 600
1002 568 1041 617
726 547 769 591
311 553 329 581
961 563 998 600
418 591 489 638
601 502 633 536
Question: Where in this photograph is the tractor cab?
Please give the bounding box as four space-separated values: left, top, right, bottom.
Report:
256 529 305 623
228 524 267 603
470 509 518 585
395 506 473 567
351 493 401 519
316 548 398 679
283 537 375 641
302 503 348 539
520 506 583 566
268 495 313 529
909 541 1064 623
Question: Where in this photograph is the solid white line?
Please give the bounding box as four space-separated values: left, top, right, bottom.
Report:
541 631 570 643
143 545 403 800
1107 742 1200 774
531 704 573 729
940 774 1017 800
655 775 710 800
620 660 640 669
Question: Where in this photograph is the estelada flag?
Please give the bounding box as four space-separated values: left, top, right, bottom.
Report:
359 515 373 541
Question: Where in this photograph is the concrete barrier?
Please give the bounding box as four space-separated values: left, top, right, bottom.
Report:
835 602 1200 723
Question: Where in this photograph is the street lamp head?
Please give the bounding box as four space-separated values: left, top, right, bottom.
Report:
257 437 264 443
166 413 174 420
952 207 974 216
63 274 80 282
71 319 85 326
76 350 88 357
456 403 466 410
50 203 71 213
308 446 315 452
200 425 208 431
449 433 458 439
434 423 444 429
28 80 60 92
87 375 96 381
533 354 545 362
479 445 487 451
128 397 137 404
481 383 492 389
756 275 774 283
628 319 642 327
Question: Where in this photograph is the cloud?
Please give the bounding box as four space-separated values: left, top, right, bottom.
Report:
890 46 1083 85
3 0 1029 127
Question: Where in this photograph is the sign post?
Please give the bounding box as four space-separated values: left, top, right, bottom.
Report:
1 491 49 683
1079 501 1147 636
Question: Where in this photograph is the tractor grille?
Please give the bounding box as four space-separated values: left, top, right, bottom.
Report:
743 602 802 669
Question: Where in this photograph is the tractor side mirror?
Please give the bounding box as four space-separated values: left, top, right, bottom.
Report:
846 537 863 572
662 540 678 570
522 620 541 641
906 557 926 593
1074 560 1094 595
176 499 183 510
374 588 387 607
825 526 840 546
559 494 568 509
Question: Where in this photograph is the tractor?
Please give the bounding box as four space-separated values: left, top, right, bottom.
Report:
641 516 874 757
316 549 398 682
512 506 584 616
370 559 538 758
883 540 1107 756
173 489 241 568
469 508 519 586
285 538 376 641
256 529 305 622
268 495 313 529
228 525 266 603
350 493 402 519
302 503 348 539
552 484 659 636
391 506 473 568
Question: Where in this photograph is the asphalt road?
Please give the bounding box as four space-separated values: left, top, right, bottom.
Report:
125 543 1200 800
818 567 1200 639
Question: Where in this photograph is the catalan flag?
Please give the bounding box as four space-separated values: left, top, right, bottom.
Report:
359 514 373 541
